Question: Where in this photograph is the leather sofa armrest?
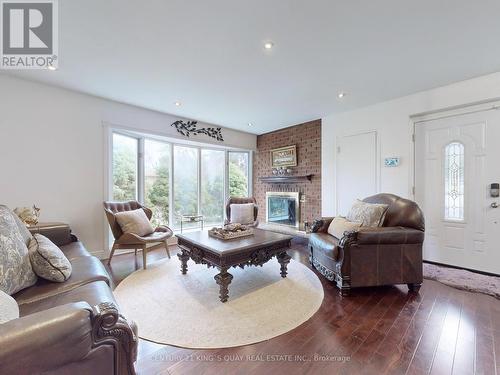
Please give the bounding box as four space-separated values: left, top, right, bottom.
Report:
0 302 137 375
311 217 334 233
355 226 424 245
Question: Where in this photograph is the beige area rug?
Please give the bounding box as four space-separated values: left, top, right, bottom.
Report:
424 263 500 299
114 258 324 349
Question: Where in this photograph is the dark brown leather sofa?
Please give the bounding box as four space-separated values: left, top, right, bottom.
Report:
0 226 138 375
309 193 424 295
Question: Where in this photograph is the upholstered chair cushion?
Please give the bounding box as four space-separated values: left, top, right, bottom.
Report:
347 200 388 227
327 217 362 239
115 209 154 236
229 203 255 225
28 234 72 282
0 290 19 324
0 205 37 295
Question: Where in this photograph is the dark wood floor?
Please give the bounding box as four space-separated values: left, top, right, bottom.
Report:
104 238 500 375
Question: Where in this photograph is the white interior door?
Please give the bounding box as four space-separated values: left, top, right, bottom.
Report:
415 109 500 274
336 131 377 215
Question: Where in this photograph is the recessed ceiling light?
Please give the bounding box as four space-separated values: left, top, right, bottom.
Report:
174 101 181 107
264 42 274 50
248 123 253 127
337 92 346 99
47 65 56 71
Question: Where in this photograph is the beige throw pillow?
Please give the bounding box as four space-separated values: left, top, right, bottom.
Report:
327 217 362 239
0 290 19 324
115 209 154 236
230 203 255 225
347 200 389 227
29 234 72 282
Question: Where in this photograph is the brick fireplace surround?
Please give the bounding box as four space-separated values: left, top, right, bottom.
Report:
253 119 321 227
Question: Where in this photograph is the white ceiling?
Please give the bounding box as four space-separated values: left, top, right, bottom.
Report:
6 0 500 134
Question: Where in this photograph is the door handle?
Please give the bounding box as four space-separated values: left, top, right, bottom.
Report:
491 202 499 208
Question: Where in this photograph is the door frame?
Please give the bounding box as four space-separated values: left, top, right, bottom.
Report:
335 129 379 215
410 98 500 201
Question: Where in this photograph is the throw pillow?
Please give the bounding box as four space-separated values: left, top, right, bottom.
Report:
28 234 72 282
0 290 19 324
230 203 255 225
9 207 33 247
327 217 362 239
347 200 389 227
0 206 37 295
115 209 154 236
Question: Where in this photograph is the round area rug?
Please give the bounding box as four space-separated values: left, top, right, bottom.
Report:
114 257 324 349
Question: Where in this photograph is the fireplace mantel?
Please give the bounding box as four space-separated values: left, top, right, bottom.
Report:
259 174 313 184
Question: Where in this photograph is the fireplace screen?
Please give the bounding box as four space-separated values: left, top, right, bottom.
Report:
266 192 300 227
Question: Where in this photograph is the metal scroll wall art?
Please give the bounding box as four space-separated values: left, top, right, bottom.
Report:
171 120 224 142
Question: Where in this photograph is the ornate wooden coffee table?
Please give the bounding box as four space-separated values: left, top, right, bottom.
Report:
176 229 292 302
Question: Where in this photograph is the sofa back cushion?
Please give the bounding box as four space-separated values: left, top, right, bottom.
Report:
347 200 388 227
28 234 72 282
115 208 154 237
327 217 362 239
0 290 19 324
0 206 37 295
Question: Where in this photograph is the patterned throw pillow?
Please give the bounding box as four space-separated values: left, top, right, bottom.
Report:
28 234 72 282
347 200 389 227
0 290 19 324
115 209 154 237
327 217 362 239
0 205 37 295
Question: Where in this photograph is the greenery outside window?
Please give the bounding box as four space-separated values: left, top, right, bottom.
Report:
112 133 138 201
110 130 251 231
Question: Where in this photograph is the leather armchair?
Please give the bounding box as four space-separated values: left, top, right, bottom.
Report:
104 201 173 269
309 193 424 295
224 197 259 227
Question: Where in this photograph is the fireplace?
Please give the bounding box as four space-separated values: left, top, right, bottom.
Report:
266 192 300 228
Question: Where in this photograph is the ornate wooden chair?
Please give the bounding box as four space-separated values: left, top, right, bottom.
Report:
103 200 173 269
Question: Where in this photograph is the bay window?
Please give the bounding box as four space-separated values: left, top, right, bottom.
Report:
110 130 251 231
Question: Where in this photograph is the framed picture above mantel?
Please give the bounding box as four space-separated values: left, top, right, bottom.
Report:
270 145 297 168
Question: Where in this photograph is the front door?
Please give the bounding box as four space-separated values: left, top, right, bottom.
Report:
415 109 500 274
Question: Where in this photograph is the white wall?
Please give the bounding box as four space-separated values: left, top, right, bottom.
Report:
322 72 500 216
0 75 256 257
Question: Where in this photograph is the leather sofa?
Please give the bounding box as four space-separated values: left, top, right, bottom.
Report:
0 224 138 375
309 193 424 295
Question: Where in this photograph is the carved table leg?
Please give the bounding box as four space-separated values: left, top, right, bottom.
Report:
407 283 422 293
214 267 233 303
277 251 292 278
177 249 190 275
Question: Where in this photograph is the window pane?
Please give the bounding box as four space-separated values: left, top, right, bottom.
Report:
444 142 465 220
229 152 249 197
144 139 170 227
201 149 225 226
112 133 138 201
173 146 199 228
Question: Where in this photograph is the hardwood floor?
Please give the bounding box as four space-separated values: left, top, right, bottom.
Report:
104 238 500 375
